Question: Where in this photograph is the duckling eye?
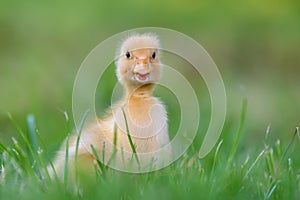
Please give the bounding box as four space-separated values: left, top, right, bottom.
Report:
152 51 156 59
125 51 131 59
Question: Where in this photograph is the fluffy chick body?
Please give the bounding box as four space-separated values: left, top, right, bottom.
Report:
51 34 170 178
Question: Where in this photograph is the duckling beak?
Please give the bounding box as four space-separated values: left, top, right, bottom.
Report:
133 57 150 75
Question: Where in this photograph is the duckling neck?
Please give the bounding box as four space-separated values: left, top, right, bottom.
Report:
125 83 154 99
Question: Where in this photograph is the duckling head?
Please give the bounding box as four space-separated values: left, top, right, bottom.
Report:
116 33 161 88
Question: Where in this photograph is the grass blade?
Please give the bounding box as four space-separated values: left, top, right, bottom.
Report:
265 180 281 200
242 149 265 181
107 123 118 166
278 127 300 168
27 114 38 158
35 129 59 182
226 98 247 171
64 134 70 188
210 139 223 179
90 144 105 176
7 113 38 166
121 108 140 165
0 142 13 158
74 110 90 183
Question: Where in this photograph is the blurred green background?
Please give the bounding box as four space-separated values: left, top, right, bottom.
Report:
0 0 299 154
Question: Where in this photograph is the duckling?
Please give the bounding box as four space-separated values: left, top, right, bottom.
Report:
51 33 170 178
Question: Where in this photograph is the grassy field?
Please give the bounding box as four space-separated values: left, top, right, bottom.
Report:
0 101 299 199
1 1 300 199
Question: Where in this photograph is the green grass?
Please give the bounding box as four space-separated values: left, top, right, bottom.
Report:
0 101 299 200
